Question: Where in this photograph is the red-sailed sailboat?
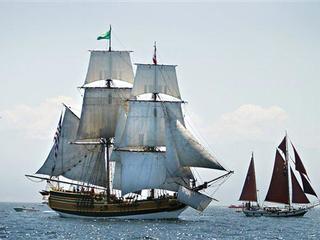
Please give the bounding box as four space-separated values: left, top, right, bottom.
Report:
240 134 318 217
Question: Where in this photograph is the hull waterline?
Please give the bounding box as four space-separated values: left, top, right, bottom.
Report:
243 208 308 217
48 190 187 220
55 207 187 220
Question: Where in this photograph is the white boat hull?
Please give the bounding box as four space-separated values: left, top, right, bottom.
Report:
55 207 187 220
243 208 308 217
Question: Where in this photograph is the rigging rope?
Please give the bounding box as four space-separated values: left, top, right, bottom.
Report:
207 173 232 198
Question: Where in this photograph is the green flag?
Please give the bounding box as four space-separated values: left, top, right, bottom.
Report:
97 30 111 40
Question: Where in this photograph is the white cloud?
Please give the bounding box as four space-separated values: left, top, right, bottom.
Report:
185 104 288 143
0 96 79 139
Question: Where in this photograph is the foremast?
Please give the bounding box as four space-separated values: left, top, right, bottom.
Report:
76 26 134 202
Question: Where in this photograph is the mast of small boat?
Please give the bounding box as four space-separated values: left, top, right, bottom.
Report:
252 152 260 207
285 132 292 209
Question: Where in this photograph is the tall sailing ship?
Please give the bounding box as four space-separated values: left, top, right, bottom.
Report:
27 28 232 219
239 134 318 217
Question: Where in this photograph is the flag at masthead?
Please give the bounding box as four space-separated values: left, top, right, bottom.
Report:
97 25 112 51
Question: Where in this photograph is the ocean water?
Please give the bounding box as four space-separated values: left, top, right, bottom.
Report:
0 202 319 240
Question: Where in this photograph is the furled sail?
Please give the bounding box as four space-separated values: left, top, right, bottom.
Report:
167 119 225 170
84 50 134 85
290 168 310 204
265 150 289 204
77 87 131 140
36 106 107 187
119 100 184 148
239 154 257 202
177 186 212 211
131 64 181 99
113 151 167 195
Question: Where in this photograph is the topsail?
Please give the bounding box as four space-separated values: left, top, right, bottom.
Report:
85 50 134 85
132 64 181 99
77 87 131 140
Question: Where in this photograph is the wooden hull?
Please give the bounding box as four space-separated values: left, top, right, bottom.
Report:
48 190 187 219
243 208 308 217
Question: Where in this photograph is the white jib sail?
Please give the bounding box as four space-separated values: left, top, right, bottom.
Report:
84 50 134 85
131 64 181 99
177 186 213 211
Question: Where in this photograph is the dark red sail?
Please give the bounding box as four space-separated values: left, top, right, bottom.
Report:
291 142 317 196
300 173 317 197
239 154 257 202
265 150 289 204
290 168 310 204
278 136 287 155
292 143 307 176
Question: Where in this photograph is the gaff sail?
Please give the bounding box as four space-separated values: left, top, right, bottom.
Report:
265 150 289 204
239 154 257 202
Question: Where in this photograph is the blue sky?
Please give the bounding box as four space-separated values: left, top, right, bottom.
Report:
0 1 319 204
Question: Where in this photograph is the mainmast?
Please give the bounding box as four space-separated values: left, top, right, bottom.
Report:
153 41 157 101
285 132 292 209
113 42 227 197
151 42 157 198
